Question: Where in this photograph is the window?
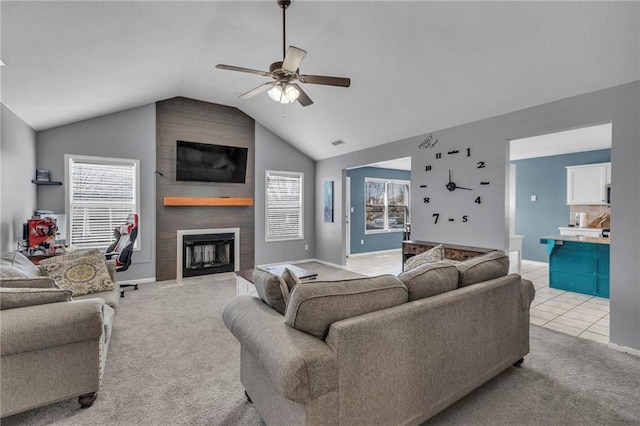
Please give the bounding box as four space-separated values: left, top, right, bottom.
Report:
66 154 139 250
265 171 303 241
365 178 410 233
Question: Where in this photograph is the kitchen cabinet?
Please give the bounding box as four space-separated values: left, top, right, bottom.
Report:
540 236 610 298
566 162 610 205
558 227 603 238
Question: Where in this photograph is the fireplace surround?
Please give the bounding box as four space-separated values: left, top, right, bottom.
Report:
176 228 240 280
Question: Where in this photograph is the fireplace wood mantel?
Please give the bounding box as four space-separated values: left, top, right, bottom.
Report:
163 197 253 207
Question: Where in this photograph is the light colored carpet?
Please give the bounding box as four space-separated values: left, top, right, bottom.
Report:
4 263 640 425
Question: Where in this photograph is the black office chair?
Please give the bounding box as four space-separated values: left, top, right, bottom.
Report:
105 213 139 297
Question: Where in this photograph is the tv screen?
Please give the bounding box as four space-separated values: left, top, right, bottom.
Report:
176 141 248 184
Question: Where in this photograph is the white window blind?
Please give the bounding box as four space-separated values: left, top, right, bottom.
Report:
67 155 139 250
265 171 303 241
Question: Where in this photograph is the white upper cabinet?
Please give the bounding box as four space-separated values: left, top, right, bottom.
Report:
566 162 610 205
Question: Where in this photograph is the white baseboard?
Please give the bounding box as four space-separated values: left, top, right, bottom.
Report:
521 259 549 266
348 248 402 257
118 277 156 285
608 342 640 358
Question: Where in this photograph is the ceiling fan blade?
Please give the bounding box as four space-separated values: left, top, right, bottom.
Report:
298 74 351 87
216 64 270 76
290 83 313 107
240 82 276 99
282 46 307 73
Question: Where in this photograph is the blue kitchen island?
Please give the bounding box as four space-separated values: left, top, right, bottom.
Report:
540 235 610 298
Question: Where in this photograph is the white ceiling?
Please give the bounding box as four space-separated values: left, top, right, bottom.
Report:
510 123 612 161
1 2 638 161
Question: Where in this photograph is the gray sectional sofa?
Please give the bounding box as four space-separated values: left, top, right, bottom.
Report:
0 251 120 418
223 251 535 425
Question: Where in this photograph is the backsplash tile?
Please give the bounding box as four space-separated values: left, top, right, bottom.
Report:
570 205 610 228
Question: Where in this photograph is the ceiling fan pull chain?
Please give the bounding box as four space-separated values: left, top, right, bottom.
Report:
282 3 286 60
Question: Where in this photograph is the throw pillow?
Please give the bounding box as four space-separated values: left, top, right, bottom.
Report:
0 276 59 289
41 253 115 296
397 260 459 301
253 268 290 315
0 287 72 310
404 244 445 271
456 251 510 287
281 267 301 292
285 275 408 340
0 252 42 279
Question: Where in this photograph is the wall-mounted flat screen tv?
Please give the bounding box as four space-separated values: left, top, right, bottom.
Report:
176 140 248 184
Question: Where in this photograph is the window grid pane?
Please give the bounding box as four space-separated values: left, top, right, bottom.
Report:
364 179 410 232
69 157 138 249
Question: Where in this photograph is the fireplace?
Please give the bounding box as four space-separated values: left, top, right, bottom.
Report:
176 228 240 279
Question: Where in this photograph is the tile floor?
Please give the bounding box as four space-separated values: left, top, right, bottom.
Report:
345 250 610 344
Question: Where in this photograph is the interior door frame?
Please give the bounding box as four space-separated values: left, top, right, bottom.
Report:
345 176 351 257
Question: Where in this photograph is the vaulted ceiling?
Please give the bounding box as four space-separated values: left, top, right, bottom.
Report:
1 1 638 160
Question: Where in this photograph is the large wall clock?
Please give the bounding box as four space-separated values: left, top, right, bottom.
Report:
419 143 491 226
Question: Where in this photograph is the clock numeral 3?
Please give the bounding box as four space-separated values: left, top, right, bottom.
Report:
477 161 486 169
462 215 469 223
423 197 430 204
425 165 432 171
475 197 481 204
432 213 440 224
436 153 442 159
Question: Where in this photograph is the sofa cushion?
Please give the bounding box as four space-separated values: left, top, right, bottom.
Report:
404 244 445 271
41 253 115 296
38 248 101 266
74 286 121 311
0 252 42 279
0 276 58 289
253 268 290 315
281 267 301 292
456 251 509 287
0 287 72 310
397 260 459 301
285 275 408 339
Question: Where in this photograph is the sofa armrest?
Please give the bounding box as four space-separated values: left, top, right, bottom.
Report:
105 259 117 283
222 296 338 402
1 299 105 356
521 278 535 308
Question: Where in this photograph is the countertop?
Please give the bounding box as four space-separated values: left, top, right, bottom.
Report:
540 235 610 245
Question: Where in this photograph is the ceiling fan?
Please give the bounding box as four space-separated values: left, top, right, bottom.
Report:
215 0 351 107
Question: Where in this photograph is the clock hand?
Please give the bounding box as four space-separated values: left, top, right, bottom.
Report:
449 169 452 183
455 186 473 191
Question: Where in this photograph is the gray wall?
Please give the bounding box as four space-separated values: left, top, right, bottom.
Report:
254 122 315 265
512 149 611 262
315 81 640 352
1 104 37 252
35 104 156 282
155 97 255 280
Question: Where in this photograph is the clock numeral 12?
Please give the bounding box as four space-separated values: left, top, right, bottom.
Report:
475 197 481 204
477 161 486 169
432 213 440 224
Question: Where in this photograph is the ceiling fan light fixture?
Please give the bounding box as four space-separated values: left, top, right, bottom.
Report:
268 82 299 104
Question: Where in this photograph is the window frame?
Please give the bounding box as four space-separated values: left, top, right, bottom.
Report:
364 177 410 234
265 170 304 242
64 154 141 250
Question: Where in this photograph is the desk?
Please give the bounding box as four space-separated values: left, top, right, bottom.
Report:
26 253 66 265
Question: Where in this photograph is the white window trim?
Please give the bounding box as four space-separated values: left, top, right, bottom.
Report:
265 170 304 242
364 177 410 235
64 154 141 250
